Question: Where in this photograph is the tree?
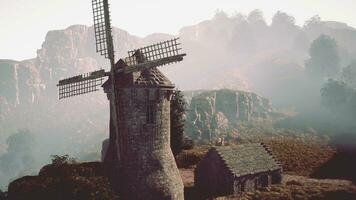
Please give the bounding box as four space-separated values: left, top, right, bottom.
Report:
321 79 350 109
304 15 322 29
271 11 296 27
5 129 35 156
0 129 36 189
0 129 35 174
170 90 188 156
247 9 266 26
213 9 228 20
305 35 340 78
51 154 77 166
342 61 356 88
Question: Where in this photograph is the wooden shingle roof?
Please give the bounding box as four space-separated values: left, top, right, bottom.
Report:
134 68 174 87
214 143 281 177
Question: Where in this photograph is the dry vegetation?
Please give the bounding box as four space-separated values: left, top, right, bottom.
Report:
178 133 356 200
7 162 117 200
176 136 336 177
6 131 355 200
175 146 209 168
218 175 356 200
181 168 356 200
263 139 336 176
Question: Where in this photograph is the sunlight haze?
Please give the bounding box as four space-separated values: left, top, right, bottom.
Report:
0 0 355 60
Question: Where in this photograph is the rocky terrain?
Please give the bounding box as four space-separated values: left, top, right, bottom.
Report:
2 12 356 109
184 89 273 140
2 12 356 137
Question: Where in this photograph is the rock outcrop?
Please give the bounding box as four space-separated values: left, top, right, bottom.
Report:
184 89 272 140
0 59 42 106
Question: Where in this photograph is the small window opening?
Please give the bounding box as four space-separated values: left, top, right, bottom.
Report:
146 105 156 124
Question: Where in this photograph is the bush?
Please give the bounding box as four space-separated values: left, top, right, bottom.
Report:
8 162 116 200
8 176 116 200
176 147 209 168
182 137 194 150
51 155 77 166
171 90 188 156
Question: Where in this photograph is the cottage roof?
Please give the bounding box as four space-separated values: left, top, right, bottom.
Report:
214 143 281 177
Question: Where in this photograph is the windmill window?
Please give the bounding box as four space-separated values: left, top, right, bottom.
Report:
146 105 156 124
131 89 137 101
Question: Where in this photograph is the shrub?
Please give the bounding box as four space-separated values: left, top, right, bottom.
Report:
171 90 188 156
51 155 77 166
176 147 209 168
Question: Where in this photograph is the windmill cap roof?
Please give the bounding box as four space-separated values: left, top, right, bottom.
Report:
134 68 174 87
102 67 174 89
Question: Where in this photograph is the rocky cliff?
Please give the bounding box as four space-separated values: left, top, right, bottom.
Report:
0 59 42 106
0 25 170 109
184 89 272 141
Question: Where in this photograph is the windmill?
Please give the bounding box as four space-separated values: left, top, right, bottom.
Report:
57 0 186 199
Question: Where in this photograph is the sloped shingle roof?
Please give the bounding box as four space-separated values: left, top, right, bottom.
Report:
134 68 174 87
214 143 281 177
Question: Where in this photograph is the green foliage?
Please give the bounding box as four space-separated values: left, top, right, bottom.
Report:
247 9 266 25
342 61 356 88
320 79 356 118
175 147 209 168
304 15 322 29
51 155 77 166
170 90 190 156
305 35 340 78
272 11 296 26
321 79 350 108
0 129 36 188
5 129 35 156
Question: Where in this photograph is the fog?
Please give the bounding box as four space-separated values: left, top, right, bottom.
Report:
1 10 356 189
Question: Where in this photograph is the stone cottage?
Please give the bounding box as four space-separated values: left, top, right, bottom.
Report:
195 143 282 196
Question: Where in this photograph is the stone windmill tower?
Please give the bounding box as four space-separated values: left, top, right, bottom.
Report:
57 0 186 199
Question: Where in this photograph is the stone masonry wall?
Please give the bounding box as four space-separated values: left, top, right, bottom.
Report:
113 87 184 200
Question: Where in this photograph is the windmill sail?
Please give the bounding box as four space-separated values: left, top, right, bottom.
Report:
92 0 121 162
92 0 114 59
123 38 186 73
57 69 107 99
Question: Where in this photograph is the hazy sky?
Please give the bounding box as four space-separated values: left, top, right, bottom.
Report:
1 0 355 60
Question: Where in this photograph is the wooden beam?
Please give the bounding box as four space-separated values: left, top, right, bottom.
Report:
57 69 108 86
117 54 186 74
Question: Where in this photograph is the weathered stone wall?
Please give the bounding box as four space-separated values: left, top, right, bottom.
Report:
108 87 184 200
194 149 234 195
